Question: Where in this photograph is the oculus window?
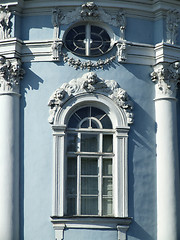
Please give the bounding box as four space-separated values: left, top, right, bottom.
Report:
66 107 114 216
64 23 111 56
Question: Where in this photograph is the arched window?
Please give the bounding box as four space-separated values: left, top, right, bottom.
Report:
48 72 133 240
66 106 113 216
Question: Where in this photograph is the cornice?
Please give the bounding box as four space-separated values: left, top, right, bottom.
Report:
1 38 180 66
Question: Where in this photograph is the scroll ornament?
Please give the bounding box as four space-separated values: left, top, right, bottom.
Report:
0 55 25 93
48 72 133 125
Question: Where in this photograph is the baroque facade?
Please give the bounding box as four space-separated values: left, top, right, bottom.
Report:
0 1 180 240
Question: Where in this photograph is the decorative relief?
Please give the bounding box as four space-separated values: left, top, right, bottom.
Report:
0 55 25 93
48 72 133 125
52 40 63 61
52 2 125 28
0 5 11 40
62 53 116 70
151 61 180 97
51 2 126 62
166 9 180 45
116 42 127 62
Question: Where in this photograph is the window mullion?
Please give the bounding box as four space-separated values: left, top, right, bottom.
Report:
85 24 91 56
77 155 81 215
99 156 103 216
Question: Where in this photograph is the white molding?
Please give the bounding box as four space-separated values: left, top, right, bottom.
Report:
51 217 131 240
48 72 133 126
1 39 180 66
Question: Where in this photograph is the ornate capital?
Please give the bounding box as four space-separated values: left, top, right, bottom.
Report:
0 55 25 93
48 72 133 125
0 5 11 40
166 9 180 45
151 61 180 98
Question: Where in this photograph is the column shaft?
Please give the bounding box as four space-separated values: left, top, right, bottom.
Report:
155 98 179 239
0 94 20 240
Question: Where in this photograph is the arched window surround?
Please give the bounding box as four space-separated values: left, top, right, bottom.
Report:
48 72 133 240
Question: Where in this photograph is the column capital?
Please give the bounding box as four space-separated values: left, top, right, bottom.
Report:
151 61 180 99
0 55 25 94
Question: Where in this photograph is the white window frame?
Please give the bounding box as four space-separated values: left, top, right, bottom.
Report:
66 107 114 217
50 94 132 240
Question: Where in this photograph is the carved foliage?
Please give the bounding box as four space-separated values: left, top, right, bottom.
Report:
116 42 127 62
48 72 133 125
151 61 180 97
0 5 11 40
52 2 125 28
0 55 25 92
166 9 180 45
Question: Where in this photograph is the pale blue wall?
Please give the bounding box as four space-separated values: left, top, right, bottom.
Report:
20 60 156 240
19 11 157 240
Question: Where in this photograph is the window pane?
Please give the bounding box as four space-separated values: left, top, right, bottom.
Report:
67 177 77 194
81 177 98 194
102 198 112 215
67 197 76 215
81 134 98 152
81 197 98 215
67 114 80 128
103 178 112 196
67 157 77 175
103 135 113 153
81 119 89 128
103 158 112 176
67 134 77 152
76 107 90 120
100 115 112 129
81 158 98 175
91 107 105 120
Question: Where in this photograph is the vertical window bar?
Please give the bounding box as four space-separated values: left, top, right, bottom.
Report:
77 155 81 215
98 156 103 216
85 24 91 56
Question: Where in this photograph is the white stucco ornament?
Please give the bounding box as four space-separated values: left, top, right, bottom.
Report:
0 5 11 40
151 61 180 98
48 72 133 125
166 9 180 45
0 55 25 93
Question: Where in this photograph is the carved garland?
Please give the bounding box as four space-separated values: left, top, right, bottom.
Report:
166 9 180 45
48 72 133 125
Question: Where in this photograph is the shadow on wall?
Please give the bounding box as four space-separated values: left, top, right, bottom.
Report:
128 101 157 240
19 63 44 240
128 221 154 240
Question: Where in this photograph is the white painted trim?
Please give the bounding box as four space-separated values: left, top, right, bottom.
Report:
1 38 180 65
51 217 132 240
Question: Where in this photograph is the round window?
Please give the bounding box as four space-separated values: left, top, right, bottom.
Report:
64 24 112 57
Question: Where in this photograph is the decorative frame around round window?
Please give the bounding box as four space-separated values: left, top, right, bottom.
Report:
64 22 113 57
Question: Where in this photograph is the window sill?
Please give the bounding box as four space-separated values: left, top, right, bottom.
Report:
50 216 132 240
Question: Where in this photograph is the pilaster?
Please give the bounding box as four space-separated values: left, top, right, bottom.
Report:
0 55 24 240
151 61 180 240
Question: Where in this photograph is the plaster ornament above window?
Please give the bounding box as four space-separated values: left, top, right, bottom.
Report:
51 2 127 61
52 3 125 29
151 61 180 97
48 72 133 125
0 55 25 93
166 9 180 45
0 5 11 40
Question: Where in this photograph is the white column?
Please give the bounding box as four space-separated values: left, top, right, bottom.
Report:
0 56 24 240
151 62 180 240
